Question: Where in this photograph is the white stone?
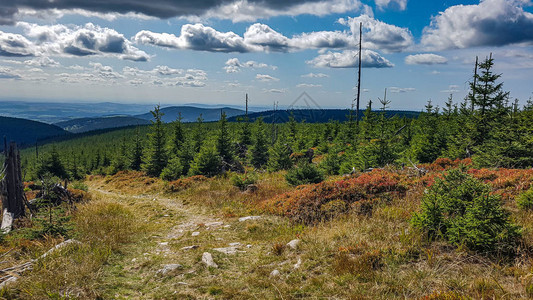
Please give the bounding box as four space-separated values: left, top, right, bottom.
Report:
247 244 252 248
238 216 261 222
205 221 223 227
270 269 280 277
181 245 199 251
286 239 300 250
294 257 302 269
213 247 244 255
228 242 241 247
191 232 200 237
202 252 218 268
156 264 183 276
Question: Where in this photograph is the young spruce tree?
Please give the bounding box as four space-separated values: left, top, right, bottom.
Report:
142 105 168 177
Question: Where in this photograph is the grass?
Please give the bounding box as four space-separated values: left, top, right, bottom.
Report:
2 167 533 298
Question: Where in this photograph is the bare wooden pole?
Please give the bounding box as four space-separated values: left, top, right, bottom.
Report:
356 22 362 127
245 93 248 117
471 56 478 112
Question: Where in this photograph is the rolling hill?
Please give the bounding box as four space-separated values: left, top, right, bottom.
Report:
55 116 151 133
227 109 421 123
0 116 70 150
135 106 246 123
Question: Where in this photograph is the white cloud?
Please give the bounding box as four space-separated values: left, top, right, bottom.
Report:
296 83 322 88
199 0 368 23
405 53 448 65
440 85 460 93
375 0 407 11
263 88 285 93
135 22 355 53
301 72 329 78
422 0 533 50
256 73 279 82
134 23 258 53
23 56 60 67
289 31 353 49
307 49 394 68
339 14 413 52
0 31 36 57
388 87 416 93
0 66 21 79
15 22 149 61
224 57 276 73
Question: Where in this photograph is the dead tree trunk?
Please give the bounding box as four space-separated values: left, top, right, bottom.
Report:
1 142 25 233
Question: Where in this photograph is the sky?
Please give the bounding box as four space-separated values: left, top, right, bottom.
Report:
0 0 532 110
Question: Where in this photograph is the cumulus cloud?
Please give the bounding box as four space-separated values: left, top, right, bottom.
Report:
0 31 35 56
23 57 60 67
256 74 279 81
302 72 329 78
10 22 149 61
339 14 413 52
422 0 533 50
405 53 448 65
224 57 276 73
375 0 407 11
0 0 368 25
134 23 257 53
243 23 290 51
307 49 394 68
135 22 354 53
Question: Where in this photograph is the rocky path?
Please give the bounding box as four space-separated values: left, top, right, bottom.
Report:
86 182 301 299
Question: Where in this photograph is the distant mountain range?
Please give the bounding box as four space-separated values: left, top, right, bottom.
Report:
0 116 70 150
134 106 246 123
54 116 151 133
227 109 421 123
0 100 154 124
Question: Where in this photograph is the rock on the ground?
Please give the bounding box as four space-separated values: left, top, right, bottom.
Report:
213 246 244 255
286 239 300 250
294 257 302 269
202 252 218 268
156 264 183 276
191 231 200 237
229 242 241 247
205 221 223 228
181 245 199 251
238 216 261 222
270 269 280 277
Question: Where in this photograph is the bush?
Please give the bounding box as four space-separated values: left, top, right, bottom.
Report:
264 169 406 224
411 169 521 255
70 181 89 192
285 162 324 186
516 189 533 210
160 157 184 181
231 172 258 191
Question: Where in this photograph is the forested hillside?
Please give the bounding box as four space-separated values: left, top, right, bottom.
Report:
55 116 151 133
134 106 245 123
0 116 70 150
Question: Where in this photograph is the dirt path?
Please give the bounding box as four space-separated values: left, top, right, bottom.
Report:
85 182 298 299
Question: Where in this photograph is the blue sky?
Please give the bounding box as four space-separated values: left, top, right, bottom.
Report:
0 0 532 110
